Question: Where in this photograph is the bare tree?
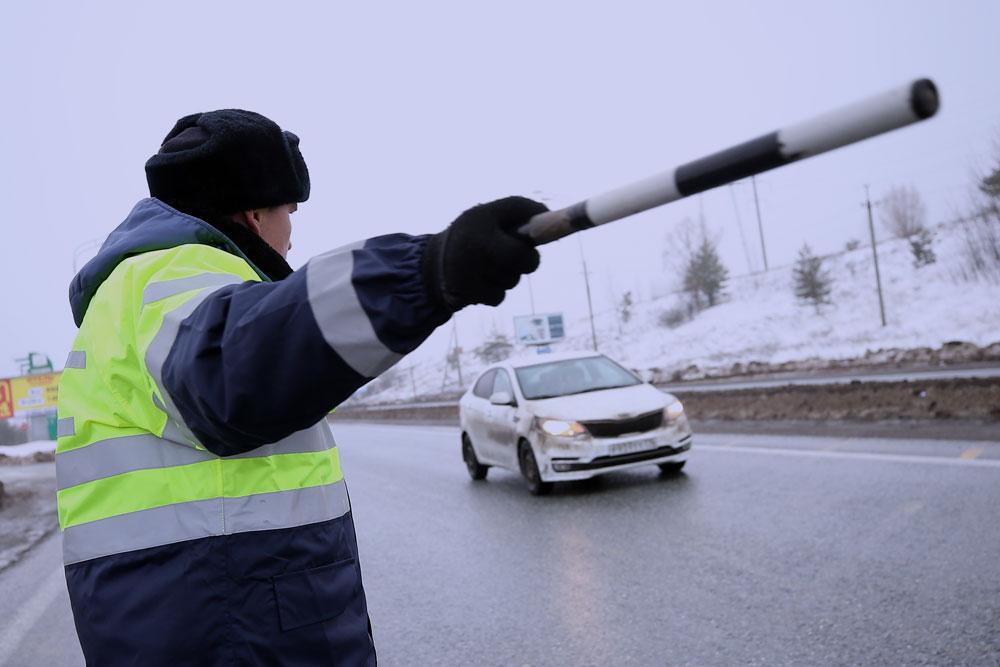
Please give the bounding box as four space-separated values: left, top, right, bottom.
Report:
880 185 928 239
661 217 702 278
957 149 1000 282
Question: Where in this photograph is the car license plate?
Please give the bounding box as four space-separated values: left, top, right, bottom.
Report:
610 438 661 456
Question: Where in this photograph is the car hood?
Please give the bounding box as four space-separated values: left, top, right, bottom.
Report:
526 383 670 421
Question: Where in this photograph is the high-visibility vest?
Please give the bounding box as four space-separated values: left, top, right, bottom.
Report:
56 243 349 565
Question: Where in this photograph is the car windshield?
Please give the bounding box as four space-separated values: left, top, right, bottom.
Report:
514 356 641 400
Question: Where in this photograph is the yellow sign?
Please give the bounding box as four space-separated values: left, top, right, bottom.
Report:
0 380 13 419
5 373 61 414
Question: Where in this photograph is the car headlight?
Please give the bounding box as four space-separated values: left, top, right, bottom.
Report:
664 399 684 421
536 418 587 437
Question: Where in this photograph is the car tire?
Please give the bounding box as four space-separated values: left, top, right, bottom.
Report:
518 440 553 496
462 433 488 481
657 460 686 475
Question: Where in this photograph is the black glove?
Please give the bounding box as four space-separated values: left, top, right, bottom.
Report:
422 196 547 311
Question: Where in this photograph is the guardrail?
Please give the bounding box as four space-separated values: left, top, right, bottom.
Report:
334 376 1000 423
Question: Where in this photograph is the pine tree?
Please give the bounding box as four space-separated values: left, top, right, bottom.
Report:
909 228 936 267
474 330 513 363
683 237 729 308
979 163 1000 200
618 291 634 325
793 243 833 311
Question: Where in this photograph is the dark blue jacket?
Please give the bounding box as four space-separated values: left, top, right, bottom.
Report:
63 199 450 666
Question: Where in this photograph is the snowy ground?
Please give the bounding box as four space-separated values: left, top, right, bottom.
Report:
0 441 56 460
358 220 1000 403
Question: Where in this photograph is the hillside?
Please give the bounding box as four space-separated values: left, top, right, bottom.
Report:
353 220 1000 404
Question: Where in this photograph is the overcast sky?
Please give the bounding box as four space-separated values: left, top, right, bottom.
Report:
1 0 997 377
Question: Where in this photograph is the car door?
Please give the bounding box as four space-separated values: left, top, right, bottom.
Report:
464 369 496 462
484 369 520 468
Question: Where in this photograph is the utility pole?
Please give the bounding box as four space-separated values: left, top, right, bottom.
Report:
728 183 755 274
578 238 599 351
408 364 418 400
526 275 536 314
751 175 769 272
441 320 464 391
863 185 887 327
451 320 464 387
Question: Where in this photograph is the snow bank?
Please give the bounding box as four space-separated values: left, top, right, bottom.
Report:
355 220 1000 404
0 440 57 458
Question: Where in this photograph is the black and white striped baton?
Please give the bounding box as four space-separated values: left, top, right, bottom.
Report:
520 78 939 245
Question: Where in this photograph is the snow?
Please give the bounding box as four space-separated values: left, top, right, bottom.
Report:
0 440 56 458
354 220 1000 404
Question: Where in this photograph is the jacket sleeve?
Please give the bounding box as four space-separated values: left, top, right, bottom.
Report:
144 234 450 456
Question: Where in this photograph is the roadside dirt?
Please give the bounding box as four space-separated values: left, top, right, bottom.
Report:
0 464 58 573
648 340 1000 383
676 377 1000 421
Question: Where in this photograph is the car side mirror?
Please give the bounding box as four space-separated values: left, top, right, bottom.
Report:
489 391 515 406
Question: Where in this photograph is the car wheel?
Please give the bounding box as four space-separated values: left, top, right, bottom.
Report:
518 441 553 496
462 433 488 481
657 460 686 475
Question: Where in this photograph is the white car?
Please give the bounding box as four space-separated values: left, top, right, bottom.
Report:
458 350 692 495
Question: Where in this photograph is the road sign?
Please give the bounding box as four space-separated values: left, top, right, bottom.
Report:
0 372 61 415
514 313 565 346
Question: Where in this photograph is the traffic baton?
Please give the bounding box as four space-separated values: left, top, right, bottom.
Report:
520 78 939 245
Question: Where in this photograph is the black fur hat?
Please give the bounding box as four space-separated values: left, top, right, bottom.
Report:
145 109 310 214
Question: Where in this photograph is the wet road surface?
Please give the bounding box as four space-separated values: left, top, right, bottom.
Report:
2 424 999 666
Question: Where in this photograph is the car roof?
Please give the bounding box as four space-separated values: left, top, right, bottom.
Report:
505 349 607 369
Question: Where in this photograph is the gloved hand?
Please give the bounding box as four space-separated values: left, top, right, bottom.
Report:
422 196 547 311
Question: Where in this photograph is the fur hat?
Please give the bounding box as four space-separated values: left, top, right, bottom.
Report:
145 109 310 214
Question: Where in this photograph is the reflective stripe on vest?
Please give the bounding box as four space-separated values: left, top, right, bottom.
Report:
57 423 347 564
56 426 336 491
141 272 245 305
143 275 243 448
63 477 351 565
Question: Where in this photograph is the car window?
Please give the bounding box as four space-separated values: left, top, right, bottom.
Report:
514 356 641 400
472 370 497 399
492 369 514 399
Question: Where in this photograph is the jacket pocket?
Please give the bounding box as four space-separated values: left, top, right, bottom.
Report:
272 558 361 631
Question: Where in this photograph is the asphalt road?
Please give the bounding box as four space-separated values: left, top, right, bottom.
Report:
2 424 999 666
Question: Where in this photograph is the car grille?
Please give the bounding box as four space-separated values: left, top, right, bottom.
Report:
552 437 691 472
580 410 663 438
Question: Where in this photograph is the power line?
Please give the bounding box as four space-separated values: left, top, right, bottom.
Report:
751 175 769 271
728 183 755 274
578 237 599 352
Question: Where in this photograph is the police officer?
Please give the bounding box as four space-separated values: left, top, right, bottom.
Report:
56 109 546 665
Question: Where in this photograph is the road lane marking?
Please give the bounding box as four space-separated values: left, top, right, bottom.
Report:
695 444 1000 468
0 566 66 667
959 447 984 460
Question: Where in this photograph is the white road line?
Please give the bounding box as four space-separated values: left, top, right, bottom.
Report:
0 566 66 667
695 444 1000 468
